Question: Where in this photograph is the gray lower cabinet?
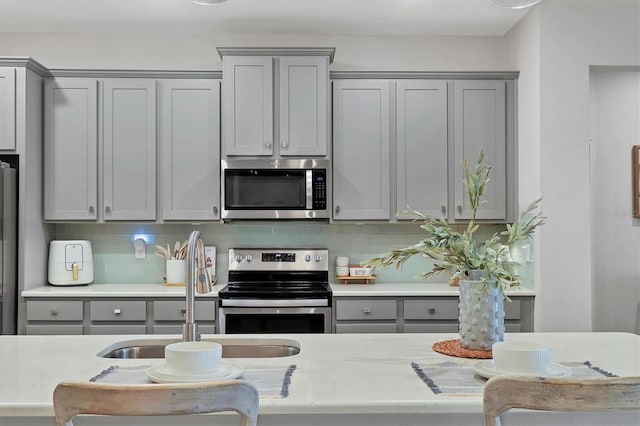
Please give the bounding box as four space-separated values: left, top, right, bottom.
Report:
24 297 217 335
333 296 533 334
25 300 84 335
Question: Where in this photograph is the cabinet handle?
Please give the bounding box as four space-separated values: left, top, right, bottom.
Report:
180 309 186 317
113 308 121 315
281 141 288 149
105 206 111 213
50 308 58 316
428 307 436 314
265 141 272 149
335 205 340 215
362 307 371 314
457 205 462 213
441 205 446 214
212 206 218 215
88 206 94 213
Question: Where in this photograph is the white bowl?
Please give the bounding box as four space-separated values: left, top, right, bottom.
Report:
336 266 349 276
336 257 349 267
492 341 551 374
349 266 372 277
164 341 222 375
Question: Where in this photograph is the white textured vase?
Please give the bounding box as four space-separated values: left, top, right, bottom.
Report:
458 271 505 350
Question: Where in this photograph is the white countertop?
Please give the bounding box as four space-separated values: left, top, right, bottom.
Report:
22 282 534 298
0 332 638 424
21 283 220 298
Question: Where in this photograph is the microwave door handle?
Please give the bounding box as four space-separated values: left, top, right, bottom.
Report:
306 170 313 209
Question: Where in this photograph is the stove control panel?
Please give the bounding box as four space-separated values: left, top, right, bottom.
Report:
229 249 328 271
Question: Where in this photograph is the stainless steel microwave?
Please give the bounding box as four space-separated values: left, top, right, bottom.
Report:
221 159 330 220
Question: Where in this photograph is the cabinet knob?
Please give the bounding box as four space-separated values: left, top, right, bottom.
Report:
265 141 272 149
281 141 288 149
50 308 58 316
212 206 218 215
428 307 436 314
362 307 372 314
441 205 446 214
457 205 462 213
88 206 95 213
105 206 111 213
180 309 186 317
335 205 340 215
113 308 121 315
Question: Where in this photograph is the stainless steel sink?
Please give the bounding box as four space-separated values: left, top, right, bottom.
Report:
97 337 300 359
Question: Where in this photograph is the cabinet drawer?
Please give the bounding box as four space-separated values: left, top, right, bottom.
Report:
404 299 458 320
336 299 397 321
90 301 146 321
89 325 147 335
152 324 216 335
26 300 83 321
153 300 216 322
335 323 397 333
26 324 84 335
504 299 521 320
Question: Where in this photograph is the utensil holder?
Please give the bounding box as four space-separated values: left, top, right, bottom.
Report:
166 259 186 285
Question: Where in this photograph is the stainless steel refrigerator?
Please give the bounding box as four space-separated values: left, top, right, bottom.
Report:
0 162 16 334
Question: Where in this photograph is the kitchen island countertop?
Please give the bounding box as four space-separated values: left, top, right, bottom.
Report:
0 332 638 425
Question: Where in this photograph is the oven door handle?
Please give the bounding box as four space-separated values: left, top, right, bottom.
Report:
220 299 330 307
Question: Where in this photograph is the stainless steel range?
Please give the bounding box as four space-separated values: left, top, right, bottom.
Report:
218 248 332 334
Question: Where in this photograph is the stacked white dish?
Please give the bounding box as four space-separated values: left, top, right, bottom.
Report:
474 341 572 378
147 341 243 383
336 256 349 276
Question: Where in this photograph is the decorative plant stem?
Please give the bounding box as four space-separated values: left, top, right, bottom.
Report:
363 151 545 294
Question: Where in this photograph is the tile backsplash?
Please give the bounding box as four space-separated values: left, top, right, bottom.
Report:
54 222 534 287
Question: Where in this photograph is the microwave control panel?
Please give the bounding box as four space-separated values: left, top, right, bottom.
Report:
312 170 327 210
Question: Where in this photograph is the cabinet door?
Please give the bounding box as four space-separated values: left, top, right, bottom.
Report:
453 80 506 220
279 56 328 156
0 68 16 150
222 56 273 155
44 78 98 220
160 80 221 220
396 80 448 219
103 79 156 220
333 80 390 220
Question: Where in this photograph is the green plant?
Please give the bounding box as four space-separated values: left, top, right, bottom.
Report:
362 152 545 293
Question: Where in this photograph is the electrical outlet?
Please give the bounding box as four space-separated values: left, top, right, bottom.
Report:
134 238 146 259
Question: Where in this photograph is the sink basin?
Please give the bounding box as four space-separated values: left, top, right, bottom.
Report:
97 337 300 359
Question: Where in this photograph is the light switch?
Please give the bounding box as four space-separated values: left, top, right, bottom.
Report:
134 238 146 259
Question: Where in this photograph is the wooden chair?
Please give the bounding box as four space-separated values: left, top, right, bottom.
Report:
53 379 259 426
483 375 640 426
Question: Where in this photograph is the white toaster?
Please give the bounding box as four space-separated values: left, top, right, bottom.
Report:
48 240 94 286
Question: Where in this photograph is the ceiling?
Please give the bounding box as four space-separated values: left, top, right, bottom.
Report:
0 0 534 37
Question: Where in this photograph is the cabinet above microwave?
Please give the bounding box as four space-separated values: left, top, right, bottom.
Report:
218 47 334 158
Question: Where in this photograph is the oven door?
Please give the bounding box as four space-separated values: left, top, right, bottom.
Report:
218 307 331 334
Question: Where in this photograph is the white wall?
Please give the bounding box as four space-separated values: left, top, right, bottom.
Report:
590 69 640 333
0 33 509 71
507 0 640 331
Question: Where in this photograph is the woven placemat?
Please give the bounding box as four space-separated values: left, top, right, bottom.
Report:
432 339 493 359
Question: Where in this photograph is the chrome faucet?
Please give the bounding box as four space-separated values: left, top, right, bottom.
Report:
183 230 212 342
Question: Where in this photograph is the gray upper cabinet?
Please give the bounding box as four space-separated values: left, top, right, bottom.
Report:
159 79 221 221
222 56 273 156
220 48 333 157
333 80 391 220
102 79 156 221
278 56 328 156
44 77 156 221
0 67 16 150
44 78 99 220
452 80 507 220
396 80 448 220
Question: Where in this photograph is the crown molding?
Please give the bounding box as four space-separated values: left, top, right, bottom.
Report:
0 57 51 76
46 69 222 79
329 71 519 80
217 47 336 63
